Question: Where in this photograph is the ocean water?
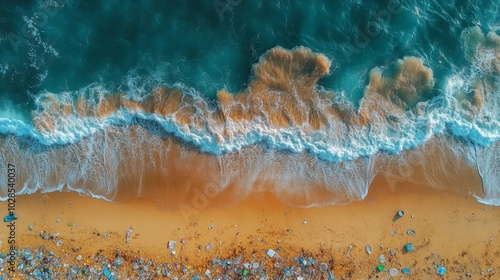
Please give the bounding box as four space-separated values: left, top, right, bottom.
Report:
1 0 499 206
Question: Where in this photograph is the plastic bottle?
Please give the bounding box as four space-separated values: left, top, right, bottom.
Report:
378 254 386 263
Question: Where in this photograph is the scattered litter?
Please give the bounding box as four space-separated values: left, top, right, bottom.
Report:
168 240 176 251
125 227 133 243
297 257 307 266
377 265 385 272
243 263 251 269
208 223 215 230
3 214 17 222
346 244 353 258
303 219 308 224
205 243 213 252
378 254 386 263
401 267 411 274
397 210 404 217
407 229 416 235
33 268 42 278
28 225 33 231
266 249 276 258
389 268 398 276
436 266 447 276
389 230 397 236
404 243 414 252
365 244 372 255
55 218 60 222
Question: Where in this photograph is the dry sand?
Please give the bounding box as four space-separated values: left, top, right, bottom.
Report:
1 175 499 279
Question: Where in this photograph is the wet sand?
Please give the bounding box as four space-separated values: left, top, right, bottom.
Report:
1 175 499 279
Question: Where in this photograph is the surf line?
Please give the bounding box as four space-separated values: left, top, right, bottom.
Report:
5 164 17 273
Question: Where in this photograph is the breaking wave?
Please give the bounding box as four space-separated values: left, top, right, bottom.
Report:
1 27 500 206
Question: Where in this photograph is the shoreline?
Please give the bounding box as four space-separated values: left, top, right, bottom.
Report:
0 176 499 278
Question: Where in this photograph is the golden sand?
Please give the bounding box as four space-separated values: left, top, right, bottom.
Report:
1 175 499 279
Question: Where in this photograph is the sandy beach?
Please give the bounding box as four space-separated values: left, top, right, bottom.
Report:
0 174 498 279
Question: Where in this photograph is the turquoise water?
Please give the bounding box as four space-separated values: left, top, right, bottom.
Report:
1 0 500 205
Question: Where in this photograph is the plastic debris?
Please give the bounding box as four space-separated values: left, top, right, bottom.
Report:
168 240 176 251
389 268 398 276
346 244 353 258
397 210 404 217
365 244 372 255
283 267 292 276
389 230 397 236
378 254 386 263
407 229 416 235
28 225 33 231
404 243 414 252
205 243 213 251
33 268 42 278
377 265 385 272
3 214 17 222
297 257 307 266
266 249 276 258
125 227 133 243
436 266 447 276
401 267 411 274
